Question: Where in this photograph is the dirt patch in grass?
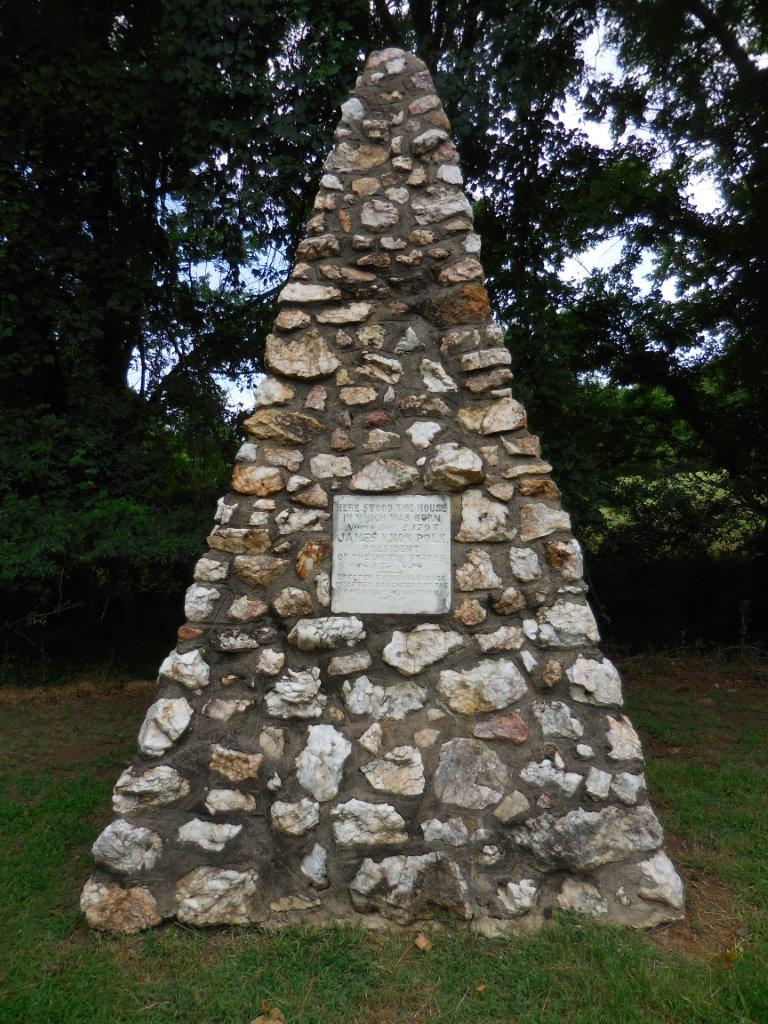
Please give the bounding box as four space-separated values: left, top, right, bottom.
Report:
650 831 744 961
0 678 155 706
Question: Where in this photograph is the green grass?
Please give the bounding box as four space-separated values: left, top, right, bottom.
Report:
1 654 767 1024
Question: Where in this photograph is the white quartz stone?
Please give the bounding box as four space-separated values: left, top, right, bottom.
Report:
112 765 189 814
437 658 528 714
420 818 469 846
193 556 229 583
520 759 582 795
265 667 327 718
270 798 320 836
567 656 624 706
205 789 257 813
295 724 352 801
158 648 210 690
611 772 646 805
343 676 427 719
498 879 538 915
184 585 220 622
585 767 612 800
331 799 408 846
177 819 242 852
455 488 514 542
358 722 383 753
405 420 442 448
637 851 685 910
361 745 425 795
176 867 259 926
536 600 600 648
300 843 329 888
92 819 162 873
508 547 542 582
138 697 193 756
382 624 463 676
310 454 352 479
287 616 365 650
420 358 458 394
606 715 643 761
532 700 584 739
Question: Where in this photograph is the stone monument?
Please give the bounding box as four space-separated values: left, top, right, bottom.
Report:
81 48 684 934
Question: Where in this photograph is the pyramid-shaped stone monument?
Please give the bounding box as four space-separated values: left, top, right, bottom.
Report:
82 48 684 934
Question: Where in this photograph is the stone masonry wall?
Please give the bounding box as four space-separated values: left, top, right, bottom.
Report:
81 48 685 936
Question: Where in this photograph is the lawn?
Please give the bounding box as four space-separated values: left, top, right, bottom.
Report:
1 652 766 1024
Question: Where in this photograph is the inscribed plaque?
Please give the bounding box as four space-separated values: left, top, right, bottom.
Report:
331 495 451 614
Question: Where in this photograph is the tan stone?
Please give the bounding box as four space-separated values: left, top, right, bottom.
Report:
273 587 314 618
325 143 389 172
228 596 268 622
292 483 329 509
296 537 332 580
492 587 527 614
264 330 340 380
244 409 323 445
319 264 377 284
297 235 339 260
520 503 571 542
501 434 541 458
278 282 341 304
275 308 311 331
263 447 303 471
209 744 263 782
502 460 553 479
459 347 511 372
80 879 161 934
454 597 486 626
486 478 515 501
340 385 378 406
230 464 284 496
305 385 327 411
455 549 502 591
350 458 418 492
519 477 561 500
363 429 400 452
472 713 529 744
352 176 381 196
316 303 372 324
425 284 490 327
438 258 484 284
233 554 288 589
466 368 514 393
207 526 270 554
458 397 527 435
331 428 355 450
397 394 451 417
542 659 563 687
253 377 295 407
424 444 483 491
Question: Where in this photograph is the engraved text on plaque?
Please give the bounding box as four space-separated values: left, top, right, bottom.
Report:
331 495 451 614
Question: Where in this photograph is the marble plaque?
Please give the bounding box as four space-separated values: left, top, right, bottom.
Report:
331 495 451 614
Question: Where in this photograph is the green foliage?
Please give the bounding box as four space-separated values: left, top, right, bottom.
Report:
0 1 766 665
